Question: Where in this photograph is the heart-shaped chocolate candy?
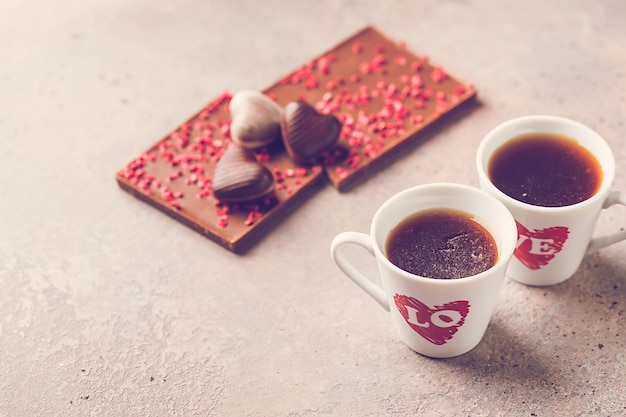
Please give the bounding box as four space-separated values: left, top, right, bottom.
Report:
212 146 275 203
230 90 283 149
280 101 341 165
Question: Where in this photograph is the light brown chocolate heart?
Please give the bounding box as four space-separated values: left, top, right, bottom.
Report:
230 90 282 149
212 146 275 203
280 101 341 165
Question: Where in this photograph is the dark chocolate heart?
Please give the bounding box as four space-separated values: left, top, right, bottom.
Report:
280 101 341 165
212 146 275 203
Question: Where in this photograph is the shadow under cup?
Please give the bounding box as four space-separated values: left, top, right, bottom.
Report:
334 183 518 358
476 115 617 286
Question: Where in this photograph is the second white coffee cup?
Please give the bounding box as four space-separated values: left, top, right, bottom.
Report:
477 115 626 286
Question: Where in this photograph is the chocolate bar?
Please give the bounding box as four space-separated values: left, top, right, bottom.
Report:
264 26 477 191
116 92 326 253
116 26 476 253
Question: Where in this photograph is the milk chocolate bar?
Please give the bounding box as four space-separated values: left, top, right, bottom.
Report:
116 26 476 252
264 26 477 191
116 92 326 253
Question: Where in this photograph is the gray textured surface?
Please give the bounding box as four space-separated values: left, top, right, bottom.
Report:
2 0 626 416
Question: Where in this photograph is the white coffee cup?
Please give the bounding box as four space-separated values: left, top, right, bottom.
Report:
330 183 517 358
477 115 626 286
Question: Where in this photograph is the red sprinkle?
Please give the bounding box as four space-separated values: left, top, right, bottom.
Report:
244 211 256 226
430 67 448 83
410 74 423 88
359 62 372 75
317 56 331 74
411 114 424 124
454 85 466 95
335 166 349 179
304 77 319 89
217 215 228 228
372 54 386 68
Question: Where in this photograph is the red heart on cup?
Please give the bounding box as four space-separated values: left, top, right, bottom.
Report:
393 294 470 345
280 101 341 165
514 222 569 270
212 146 275 203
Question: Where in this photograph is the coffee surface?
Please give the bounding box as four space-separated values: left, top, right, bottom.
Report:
385 208 498 280
488 133 602 207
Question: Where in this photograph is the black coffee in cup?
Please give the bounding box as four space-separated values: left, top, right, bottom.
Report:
488 133 602 207
385 208 498 280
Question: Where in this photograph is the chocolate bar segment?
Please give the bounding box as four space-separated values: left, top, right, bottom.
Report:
116 92 325 253
263 26 476 191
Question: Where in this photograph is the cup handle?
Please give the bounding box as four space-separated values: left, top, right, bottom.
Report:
586 190 626 254
330 232 390 311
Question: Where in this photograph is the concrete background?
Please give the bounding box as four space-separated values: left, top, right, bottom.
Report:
1 0 626 416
